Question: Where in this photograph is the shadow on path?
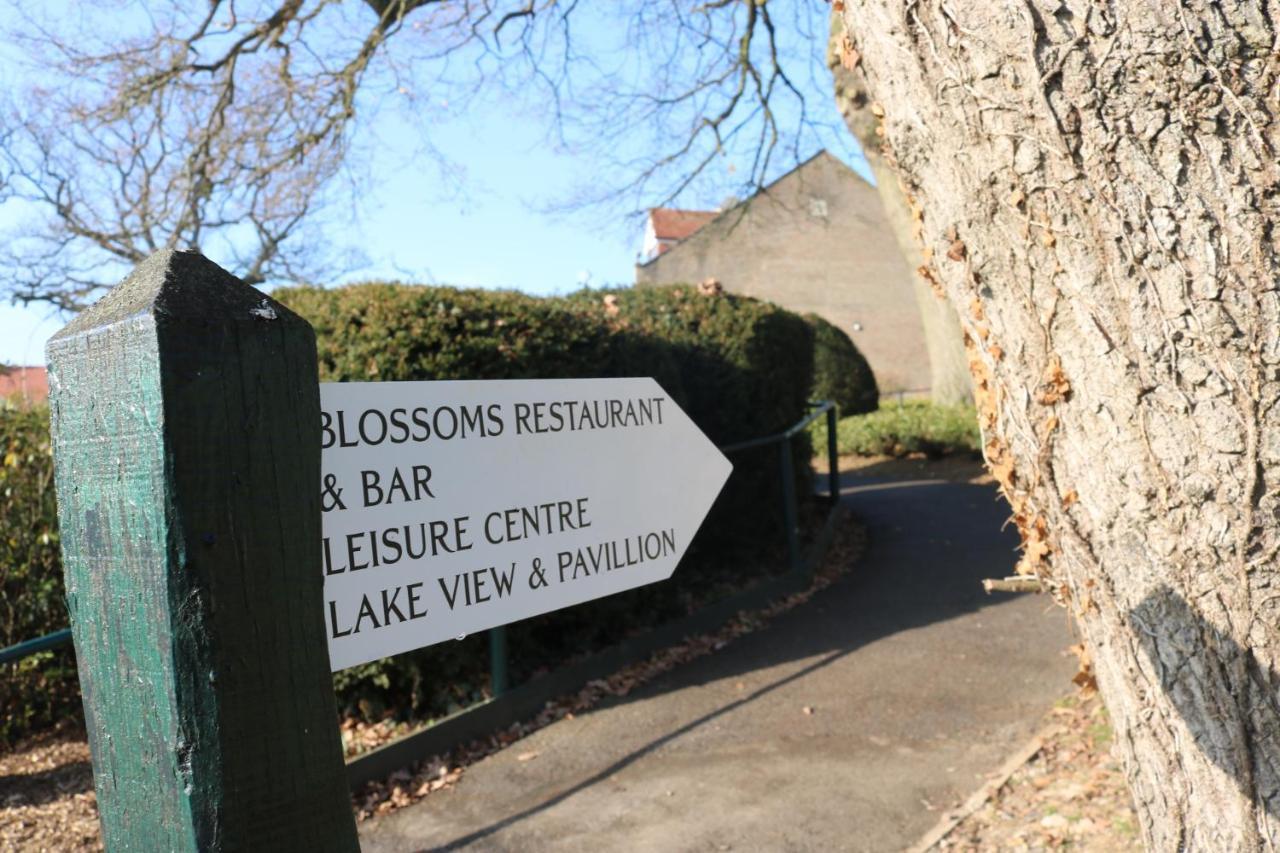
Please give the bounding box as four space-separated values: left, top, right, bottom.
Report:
432 642 862 851
362 467 1075 853
610 469 1032 701
0 759 94 808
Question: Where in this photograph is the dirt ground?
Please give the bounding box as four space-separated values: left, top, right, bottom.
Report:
0 723 100 852
931 693 1141 851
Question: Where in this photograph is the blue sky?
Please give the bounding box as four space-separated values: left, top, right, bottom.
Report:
0 2 867 366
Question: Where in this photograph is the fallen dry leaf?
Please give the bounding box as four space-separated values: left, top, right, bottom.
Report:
968 297 986 323
838 33 859 70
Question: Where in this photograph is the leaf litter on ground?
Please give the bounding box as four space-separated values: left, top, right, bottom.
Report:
932 692 1141 851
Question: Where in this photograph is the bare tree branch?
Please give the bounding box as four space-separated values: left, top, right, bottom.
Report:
0 0 842 309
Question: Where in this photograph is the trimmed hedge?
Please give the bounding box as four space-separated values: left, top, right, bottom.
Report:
278 282 816 723
3 283 819 740
804 313 878 416
282 284 683 388
0 405 77 746
562 286 814 445
813 400 982 458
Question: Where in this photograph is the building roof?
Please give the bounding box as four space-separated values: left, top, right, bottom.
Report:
0 366 49 405
639 151 864 268
649 208 718 243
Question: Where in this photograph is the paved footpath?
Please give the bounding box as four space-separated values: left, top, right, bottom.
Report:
360 464 1076 852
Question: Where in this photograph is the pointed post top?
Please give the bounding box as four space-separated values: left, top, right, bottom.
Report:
49 249 305 346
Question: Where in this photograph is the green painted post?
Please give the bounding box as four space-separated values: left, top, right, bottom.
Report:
46 250 358 851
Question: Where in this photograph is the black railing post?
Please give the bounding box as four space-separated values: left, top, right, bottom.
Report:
779 439 800 575
490 626 510 698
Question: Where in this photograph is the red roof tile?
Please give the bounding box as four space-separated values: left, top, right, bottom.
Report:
649 208 717 243
0 366 48 405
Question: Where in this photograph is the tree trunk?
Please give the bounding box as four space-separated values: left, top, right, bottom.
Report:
840 1 1280 848
828 19 974 406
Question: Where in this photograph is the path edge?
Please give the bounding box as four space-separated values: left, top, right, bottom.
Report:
903 729 1048 852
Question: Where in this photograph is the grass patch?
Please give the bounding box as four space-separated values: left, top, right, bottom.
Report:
812 400 981 458
1113 815 1140 837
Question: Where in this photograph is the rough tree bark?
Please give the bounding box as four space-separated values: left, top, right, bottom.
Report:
840 1 1280 848
828 22 974 405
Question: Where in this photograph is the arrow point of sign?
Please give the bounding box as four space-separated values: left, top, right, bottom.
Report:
322 376 739 669
644 379 733 581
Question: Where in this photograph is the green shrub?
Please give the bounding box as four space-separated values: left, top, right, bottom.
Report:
804 313 878 416
5 283 819 741
813 399 981 458
279 281 816 724
0 405 79 746
565 284 815 563
563 286 814 445
278 283 682 387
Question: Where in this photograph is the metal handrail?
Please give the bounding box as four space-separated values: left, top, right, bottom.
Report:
0 627 72 665
717 400 834 454
716 400 840 575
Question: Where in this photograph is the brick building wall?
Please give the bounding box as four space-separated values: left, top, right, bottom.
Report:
0 366 48 406
635 151 929 393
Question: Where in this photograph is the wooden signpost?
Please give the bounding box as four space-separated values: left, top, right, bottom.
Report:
47 251 359 851
46 249 731 849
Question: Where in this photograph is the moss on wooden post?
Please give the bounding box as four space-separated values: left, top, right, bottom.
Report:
46 250 358 851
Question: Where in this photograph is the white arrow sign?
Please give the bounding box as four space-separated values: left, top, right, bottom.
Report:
319 377 732 671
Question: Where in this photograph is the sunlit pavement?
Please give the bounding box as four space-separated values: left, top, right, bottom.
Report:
360 465 1075 852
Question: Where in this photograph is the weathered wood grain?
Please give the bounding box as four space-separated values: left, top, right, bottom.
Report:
46 249 358 851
